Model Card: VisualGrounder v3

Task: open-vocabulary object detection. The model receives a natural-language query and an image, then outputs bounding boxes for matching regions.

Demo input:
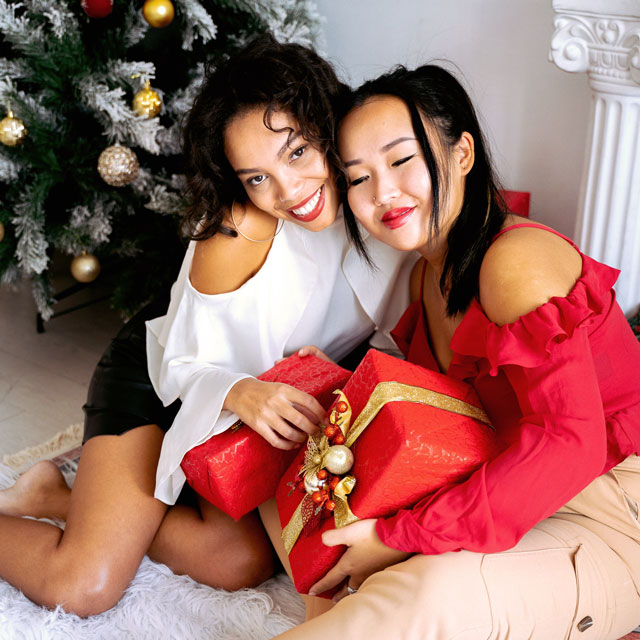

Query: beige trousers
[268,455,640,640]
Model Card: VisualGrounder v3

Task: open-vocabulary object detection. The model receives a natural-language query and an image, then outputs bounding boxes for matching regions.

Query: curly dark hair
[338,64,508,316]
[182,33,348,240]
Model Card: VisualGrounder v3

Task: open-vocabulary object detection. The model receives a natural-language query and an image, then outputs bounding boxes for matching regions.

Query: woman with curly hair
[0,34,411,617]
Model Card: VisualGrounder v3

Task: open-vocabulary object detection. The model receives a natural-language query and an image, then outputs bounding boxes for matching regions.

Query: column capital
[549,1,640,88]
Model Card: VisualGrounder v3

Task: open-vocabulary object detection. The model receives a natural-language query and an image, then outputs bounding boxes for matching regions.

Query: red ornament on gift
[181,354,352,521]
[276,349,502,597]
[81,0,113,18]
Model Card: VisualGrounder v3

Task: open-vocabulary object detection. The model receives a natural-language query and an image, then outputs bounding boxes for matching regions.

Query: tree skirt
[0,439,304,639]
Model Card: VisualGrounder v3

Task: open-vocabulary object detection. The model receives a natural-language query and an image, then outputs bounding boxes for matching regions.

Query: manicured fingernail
[308,591,316,596]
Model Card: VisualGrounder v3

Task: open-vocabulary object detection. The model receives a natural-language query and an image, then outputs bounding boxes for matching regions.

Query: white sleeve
[146,237,310,504]
[368,249,421,358]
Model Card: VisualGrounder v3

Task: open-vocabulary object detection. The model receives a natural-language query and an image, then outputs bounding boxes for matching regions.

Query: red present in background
[499,189,530,218]
[181,354,352,520]
[276,349,501,596]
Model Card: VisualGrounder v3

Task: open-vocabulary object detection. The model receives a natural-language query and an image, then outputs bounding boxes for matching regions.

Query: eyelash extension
[348,175,368,188]
[392,153,416,167]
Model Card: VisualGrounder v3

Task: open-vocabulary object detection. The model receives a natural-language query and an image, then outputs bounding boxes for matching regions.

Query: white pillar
[549,0,640,315]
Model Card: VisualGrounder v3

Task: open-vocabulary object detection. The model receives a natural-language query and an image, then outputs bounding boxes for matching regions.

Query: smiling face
[339,95,470,257]
[224,106,340,232]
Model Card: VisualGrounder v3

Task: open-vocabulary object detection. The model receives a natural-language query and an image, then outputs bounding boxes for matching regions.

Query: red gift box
[181,354,352,520]
[276,349,500,596]
[499,189,530,218]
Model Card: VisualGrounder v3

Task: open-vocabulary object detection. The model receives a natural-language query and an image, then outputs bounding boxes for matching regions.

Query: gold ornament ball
[304,472,326,495]
[71,252,101,283]
[0,221,4,242]
[142,0,175,27]
[0,112,28,147]
[323,445,354,475]
[97,145,139,187]
[132,84,162,118]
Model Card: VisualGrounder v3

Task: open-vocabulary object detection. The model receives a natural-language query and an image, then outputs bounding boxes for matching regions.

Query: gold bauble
[142,0,175,28]
[71,251,101,283]
[303,472,326,495]
[323,445,354,475]
[0,111,27,147]
[132,82,162,118]
[0,221,4,242]
[97,144,139,187]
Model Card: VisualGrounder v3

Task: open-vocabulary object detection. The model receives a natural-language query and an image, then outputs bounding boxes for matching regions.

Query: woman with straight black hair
[274,64,640,639]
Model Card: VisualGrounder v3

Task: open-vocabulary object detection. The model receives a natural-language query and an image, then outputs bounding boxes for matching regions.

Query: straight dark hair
[339,64,508,316]
[182,32,348,241]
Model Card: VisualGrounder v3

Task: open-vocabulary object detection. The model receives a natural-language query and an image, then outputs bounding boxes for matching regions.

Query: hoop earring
[230,201,284,243]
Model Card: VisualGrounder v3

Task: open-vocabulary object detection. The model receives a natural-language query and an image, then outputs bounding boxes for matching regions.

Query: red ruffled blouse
[376,224,640,555]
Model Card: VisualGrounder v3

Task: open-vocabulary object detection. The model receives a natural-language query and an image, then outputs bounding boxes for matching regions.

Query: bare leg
[258,498,334,621]
[0,427,276,608]
[148,495,276,589]
[0,425,168,616]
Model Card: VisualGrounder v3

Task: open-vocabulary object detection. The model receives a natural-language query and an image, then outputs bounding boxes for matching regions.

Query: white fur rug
[0,462,304,639]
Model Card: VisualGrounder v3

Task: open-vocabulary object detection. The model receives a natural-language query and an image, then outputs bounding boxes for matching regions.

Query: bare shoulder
[409,257,425,303]
[190,203,278,295]
[479,223,583,325]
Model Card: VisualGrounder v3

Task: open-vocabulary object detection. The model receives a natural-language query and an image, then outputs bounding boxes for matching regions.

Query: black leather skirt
[82,298,181,443]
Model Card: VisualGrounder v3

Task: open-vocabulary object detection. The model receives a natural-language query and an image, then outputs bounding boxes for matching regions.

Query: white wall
[316,0,592,238]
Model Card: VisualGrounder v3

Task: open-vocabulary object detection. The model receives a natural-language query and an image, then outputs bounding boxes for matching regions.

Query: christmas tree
[0,0,324,321]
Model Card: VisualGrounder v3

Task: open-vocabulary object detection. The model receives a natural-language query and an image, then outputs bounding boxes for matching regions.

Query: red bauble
[81,0,113,18]
[333,433,346,445]
[324,425,337,438]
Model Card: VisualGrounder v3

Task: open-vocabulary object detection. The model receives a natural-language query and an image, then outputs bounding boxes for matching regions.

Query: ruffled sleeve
[376,256,623,555]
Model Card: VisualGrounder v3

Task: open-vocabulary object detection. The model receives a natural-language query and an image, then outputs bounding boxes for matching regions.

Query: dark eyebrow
[343,136,416,168]
[235,130,303,176]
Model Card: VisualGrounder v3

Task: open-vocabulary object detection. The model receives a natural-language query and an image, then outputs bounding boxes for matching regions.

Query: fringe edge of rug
[1,423,83,472]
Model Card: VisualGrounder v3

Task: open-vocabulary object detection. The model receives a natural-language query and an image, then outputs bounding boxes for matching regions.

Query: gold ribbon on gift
[281,381,492,554]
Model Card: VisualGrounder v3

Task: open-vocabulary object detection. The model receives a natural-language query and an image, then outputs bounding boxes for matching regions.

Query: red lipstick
[287,186,325,223]
[381,206,414,230]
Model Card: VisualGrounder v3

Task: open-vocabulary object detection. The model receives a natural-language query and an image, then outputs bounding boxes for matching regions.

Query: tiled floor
[0,264,123,458]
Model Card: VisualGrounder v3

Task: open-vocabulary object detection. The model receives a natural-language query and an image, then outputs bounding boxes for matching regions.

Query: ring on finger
[346,584,358,595]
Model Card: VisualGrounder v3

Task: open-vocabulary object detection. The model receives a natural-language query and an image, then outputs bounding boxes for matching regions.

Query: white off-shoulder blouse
[147,211,416,504]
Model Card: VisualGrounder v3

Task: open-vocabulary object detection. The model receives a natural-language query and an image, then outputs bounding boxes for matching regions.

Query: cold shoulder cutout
[479,224,583,326]
[147,212,417,504]
[452,253,620,375]
[380,224,640,557]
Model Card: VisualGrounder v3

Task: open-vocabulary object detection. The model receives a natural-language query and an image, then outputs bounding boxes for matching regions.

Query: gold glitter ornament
[97,144,139,187]
[303,472,326,495]
[0,110,27,147]
[71,251,101,283]
[142,0,175,28]
[132,81,162,118]
[0,221,4,242]
[323,445,354,475]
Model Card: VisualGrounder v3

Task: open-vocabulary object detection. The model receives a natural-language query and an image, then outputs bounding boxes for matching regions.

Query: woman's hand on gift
[224,378,325,449]
[308,519,411,602]
[295,345,337,364]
